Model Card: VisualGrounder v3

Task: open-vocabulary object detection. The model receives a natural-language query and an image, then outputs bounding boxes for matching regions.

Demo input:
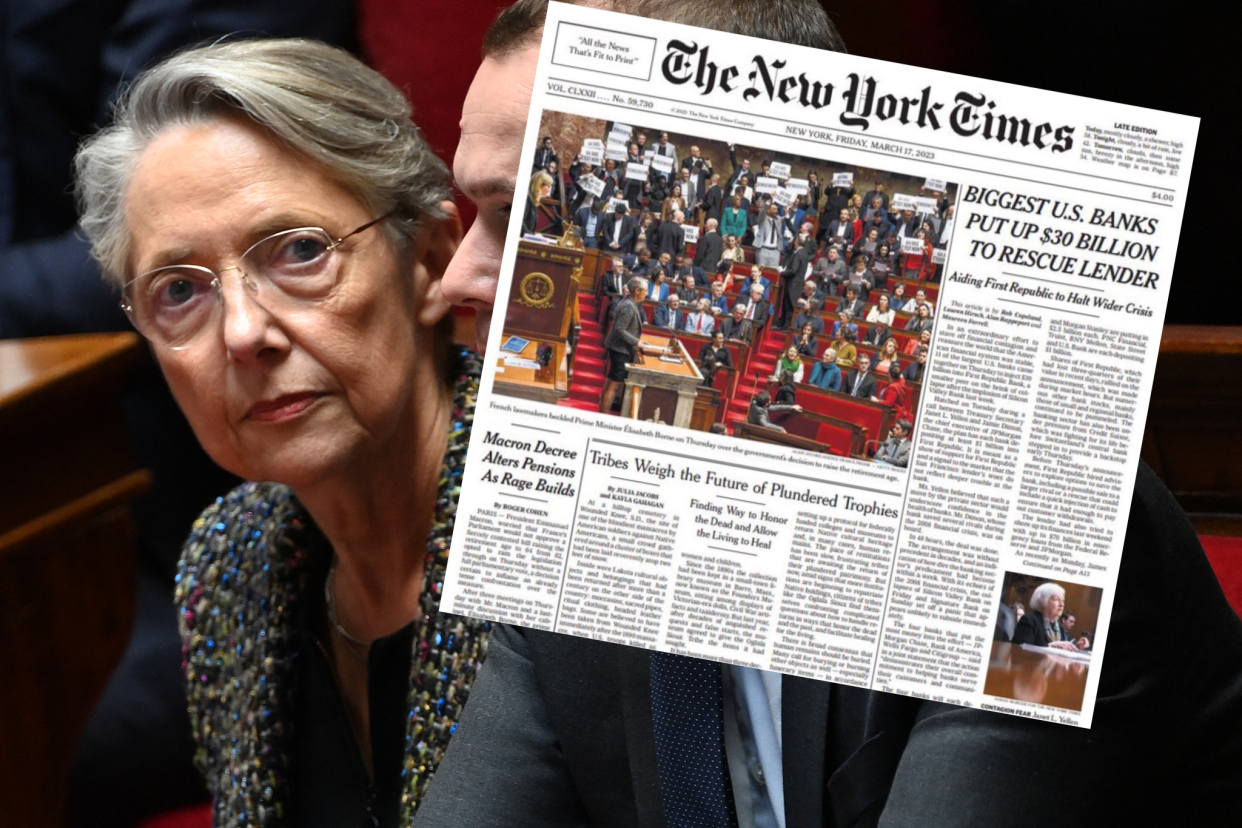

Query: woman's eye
[164,278,197,305]
[275,235,330,267]
[138,268,214,315]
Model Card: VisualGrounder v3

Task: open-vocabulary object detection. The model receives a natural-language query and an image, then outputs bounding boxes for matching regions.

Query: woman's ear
[414,200,464,326]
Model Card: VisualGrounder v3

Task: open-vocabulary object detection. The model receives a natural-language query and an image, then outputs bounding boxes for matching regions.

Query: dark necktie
[650,652,738,828]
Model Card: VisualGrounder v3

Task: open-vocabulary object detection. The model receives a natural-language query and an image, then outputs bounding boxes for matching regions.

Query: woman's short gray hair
[1029,582,1066,613]
[75,38,451,287]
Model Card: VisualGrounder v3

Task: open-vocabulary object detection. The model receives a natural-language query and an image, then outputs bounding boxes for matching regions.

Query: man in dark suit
[865,319,894,348]
[699,172,724,223]
[573,199,604,248]
[651,293,686,330]
[777,232,813,329]
[692,218,724,273]
[532,135,557,170]
[736,284,770,331]
[599,256,628,300]
[719,302,753,343]
[655,210,685,259]
[844,352,878,398]
[840,284,867,319]
[601,202,636,253]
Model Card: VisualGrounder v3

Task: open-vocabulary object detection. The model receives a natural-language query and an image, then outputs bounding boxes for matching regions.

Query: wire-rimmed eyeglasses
[120,213,393,349]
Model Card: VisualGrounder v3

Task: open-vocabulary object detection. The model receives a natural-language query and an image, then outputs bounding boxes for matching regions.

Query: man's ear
[414,200,463,327]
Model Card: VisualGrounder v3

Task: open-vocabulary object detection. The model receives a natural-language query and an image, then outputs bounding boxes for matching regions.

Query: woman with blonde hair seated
[75,39,487,826]
[525,168,555,234]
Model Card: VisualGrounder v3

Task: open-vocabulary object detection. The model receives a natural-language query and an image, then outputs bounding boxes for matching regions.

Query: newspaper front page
[442,2,1198,728]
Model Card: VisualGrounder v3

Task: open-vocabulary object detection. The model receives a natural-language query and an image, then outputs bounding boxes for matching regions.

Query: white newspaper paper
[444,3,1198,729]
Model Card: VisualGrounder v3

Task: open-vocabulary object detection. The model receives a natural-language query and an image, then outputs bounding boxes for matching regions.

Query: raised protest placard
[754,176,779,194]
[768,161,792,179]
[579,139,604,166]
[890,193,917,212]
[832,171,854,188]
[624,162,649,181]
[577,175,605,198]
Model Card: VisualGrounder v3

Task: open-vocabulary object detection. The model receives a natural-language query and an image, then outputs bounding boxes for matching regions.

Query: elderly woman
[74,40,486,826]
[1012,583,1085,650]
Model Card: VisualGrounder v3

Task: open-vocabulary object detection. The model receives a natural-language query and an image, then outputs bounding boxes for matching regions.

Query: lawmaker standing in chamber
[74,39,487,826]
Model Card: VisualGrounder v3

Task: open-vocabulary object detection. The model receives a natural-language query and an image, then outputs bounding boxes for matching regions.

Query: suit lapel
[782,675,829,827]
[617,645,669,828]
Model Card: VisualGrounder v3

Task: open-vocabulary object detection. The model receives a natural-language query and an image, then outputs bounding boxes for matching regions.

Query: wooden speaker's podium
[622,334,703,428]
[0,333,151,827]
[495,235,583,403]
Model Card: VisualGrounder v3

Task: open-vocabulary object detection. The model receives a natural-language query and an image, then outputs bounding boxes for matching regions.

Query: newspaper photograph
[442,2,1198,728]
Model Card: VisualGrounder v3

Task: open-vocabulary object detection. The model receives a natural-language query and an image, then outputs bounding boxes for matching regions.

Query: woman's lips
[245,392,321,423]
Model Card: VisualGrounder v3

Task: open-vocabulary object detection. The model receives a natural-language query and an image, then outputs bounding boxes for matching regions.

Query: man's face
[1063,614,1076,631]
[444,45,540,354]
[612,259,624,274]
[668,295,680,309]
[711,282,724,297]
[827,248,838,261]
[858,355,871,373]
[690,146,700,158]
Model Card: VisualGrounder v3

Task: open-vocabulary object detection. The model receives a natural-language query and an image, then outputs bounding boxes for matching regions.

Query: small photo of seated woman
[1012,582,1090,651]
[74,39,487,826]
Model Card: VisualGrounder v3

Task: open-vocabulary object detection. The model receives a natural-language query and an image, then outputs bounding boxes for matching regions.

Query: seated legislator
[747,389,802,432]
[720,302,753,343]
[808,347,842,391]
[844,352,878,398]
[74,40,488,825]
[651,293,685,330]
[697,330,733,376]
[740,263,772,301]
[874,418,912,467]
[684,297,716,335]
[430,1,1242,826]
[1013,582,1090,650]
